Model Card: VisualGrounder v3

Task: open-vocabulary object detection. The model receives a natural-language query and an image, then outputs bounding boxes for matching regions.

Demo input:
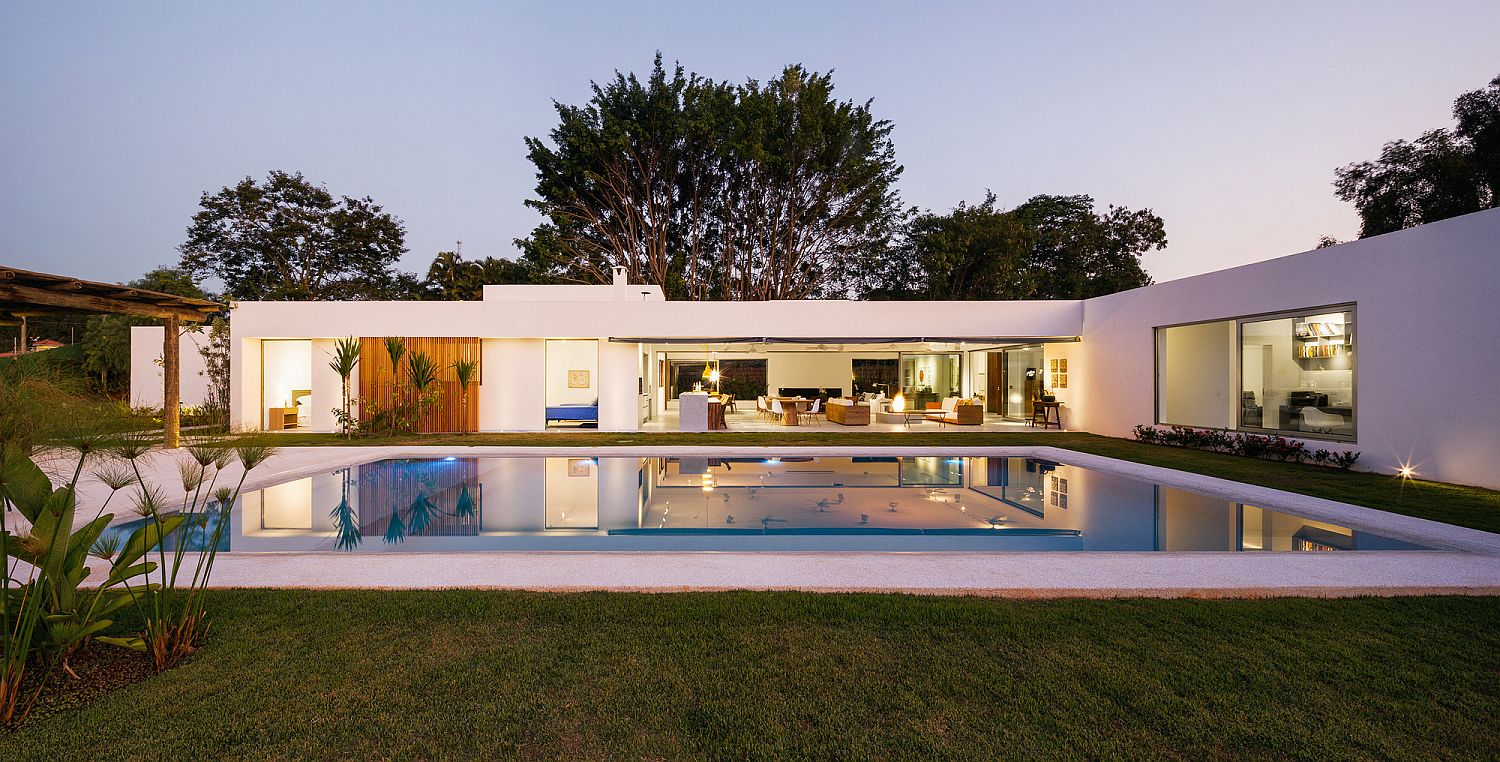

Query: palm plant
[123,437,277,671]
[382,337,406,436]
[406,352,440,433]
[328,336,360,439]
[452,358,478,433]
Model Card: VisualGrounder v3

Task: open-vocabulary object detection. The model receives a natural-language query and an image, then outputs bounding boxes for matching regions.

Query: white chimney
[611,266,628,286]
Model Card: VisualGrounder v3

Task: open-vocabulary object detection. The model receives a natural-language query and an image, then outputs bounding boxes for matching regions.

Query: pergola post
[163,315,180,448]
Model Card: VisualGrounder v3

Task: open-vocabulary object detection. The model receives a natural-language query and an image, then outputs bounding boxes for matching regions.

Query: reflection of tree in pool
[330,470,361,551]
[455,483,476,526]
[338,460,482,548]
[406,492,440,535]
[384,502,406,545]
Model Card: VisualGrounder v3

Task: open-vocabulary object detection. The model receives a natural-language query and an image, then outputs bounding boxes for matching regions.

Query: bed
[545,401,598,425]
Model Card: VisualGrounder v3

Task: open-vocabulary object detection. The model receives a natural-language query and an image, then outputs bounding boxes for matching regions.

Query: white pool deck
[34,444,1500,598]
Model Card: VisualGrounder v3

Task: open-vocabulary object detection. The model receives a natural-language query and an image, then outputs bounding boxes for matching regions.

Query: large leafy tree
[1335,74,1500,237]
[521,55,903,300]
[867,194,1161,300]
[179,170,415,300]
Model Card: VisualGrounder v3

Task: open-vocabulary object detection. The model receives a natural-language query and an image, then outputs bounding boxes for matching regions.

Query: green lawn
[254,430,1500,535]
[3,591,1496,758]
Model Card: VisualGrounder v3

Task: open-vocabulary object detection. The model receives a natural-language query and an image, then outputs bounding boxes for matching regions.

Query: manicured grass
[256,430,1500,535]
[3,591,1497,758]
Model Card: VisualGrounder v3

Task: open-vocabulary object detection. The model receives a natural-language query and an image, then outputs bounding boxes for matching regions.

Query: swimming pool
[214,455,1426,553]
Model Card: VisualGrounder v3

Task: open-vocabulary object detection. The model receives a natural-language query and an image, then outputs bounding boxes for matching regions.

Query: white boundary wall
[1075,208,1500,488]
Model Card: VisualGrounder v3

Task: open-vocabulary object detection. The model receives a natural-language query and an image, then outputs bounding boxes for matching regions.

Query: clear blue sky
[2,1,1496,286]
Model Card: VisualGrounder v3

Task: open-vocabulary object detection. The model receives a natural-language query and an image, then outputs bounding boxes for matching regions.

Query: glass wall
[1153,304,1356,440]
[1001,347,1045,420]
[1240,307,1355,438]
[852,358,899,397]
[899,353,960,408]
[1154,321,1235,429]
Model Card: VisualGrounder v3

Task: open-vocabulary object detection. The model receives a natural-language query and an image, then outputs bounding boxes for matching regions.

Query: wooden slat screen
[358,337,481,433]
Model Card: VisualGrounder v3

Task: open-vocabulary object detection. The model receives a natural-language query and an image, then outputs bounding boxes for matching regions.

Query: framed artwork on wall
[567,370,590,388]
[567,458,592,477]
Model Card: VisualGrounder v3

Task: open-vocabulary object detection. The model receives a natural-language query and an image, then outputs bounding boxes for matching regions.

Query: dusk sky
[3,2,1496,287]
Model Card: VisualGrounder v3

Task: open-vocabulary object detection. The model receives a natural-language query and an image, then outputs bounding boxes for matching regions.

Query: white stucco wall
[129,325,210,409]
[204,208,1500,488]
[1076,207,1500,488]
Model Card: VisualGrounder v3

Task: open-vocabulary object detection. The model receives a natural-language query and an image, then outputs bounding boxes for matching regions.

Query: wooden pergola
[0,265,223,448]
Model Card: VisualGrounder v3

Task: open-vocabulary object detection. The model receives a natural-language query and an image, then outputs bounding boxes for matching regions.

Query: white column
[309,338,341,432]
[479,338,545,431]
[232,337,262,431]
[598,339,642,431]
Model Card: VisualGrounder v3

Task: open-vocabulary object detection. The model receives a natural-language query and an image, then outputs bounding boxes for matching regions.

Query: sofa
[826,399,870,425]
[924,397,983,425]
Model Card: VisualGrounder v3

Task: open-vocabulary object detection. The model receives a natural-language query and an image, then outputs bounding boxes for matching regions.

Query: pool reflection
[227,456,1424,553]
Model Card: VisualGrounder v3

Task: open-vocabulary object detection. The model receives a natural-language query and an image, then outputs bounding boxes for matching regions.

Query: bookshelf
[1293,320,1350,368]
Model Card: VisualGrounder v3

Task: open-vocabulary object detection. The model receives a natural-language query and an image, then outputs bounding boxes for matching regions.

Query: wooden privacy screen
[358,337,481,433]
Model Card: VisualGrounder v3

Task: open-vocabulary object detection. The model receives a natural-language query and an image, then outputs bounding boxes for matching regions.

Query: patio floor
[627,409,1061,433]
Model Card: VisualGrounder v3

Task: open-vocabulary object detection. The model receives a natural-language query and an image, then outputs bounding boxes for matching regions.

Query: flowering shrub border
[1131,424,1360,469]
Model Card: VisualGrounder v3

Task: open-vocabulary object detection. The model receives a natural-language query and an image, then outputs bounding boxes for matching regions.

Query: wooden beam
[163,315,180,448]
[0,281,210,322]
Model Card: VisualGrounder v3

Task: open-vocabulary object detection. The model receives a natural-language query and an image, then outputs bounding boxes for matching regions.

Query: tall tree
[179,170,414,300]
[1335,74,1500,237]
[1014,195,1161,299]
[521,55,903,300]
[866,194,1161,300]
[419,250,546,300]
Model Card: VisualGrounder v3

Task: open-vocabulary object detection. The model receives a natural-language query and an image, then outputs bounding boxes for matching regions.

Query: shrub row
[1131,424,1360,469]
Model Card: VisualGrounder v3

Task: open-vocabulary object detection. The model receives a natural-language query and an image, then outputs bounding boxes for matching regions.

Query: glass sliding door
[260,339,312,430]
[1000,346,1045,420]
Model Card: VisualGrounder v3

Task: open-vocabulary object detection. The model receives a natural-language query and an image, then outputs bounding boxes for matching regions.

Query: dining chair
[771,398,786,425]
[803,398,822,426]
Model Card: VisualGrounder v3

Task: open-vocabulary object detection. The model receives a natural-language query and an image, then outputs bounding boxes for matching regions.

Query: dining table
[770,397,811,425]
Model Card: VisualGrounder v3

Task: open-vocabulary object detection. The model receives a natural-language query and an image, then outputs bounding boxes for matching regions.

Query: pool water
[212,455,1425,553]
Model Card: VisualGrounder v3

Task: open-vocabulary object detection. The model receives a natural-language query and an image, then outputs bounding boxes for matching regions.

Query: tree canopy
[1334,73,1500,237]
[865,193,1162,301]
[179,170,415,300]
[519,54,904,300]
[419,250,543,301]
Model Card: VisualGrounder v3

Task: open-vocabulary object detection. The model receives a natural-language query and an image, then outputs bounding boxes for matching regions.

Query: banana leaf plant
[0,445,182,723]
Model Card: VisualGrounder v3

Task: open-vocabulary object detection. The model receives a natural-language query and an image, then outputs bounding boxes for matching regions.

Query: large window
[852,358,898,396]
[1240,307,1355,438]
[900,353,961,408]
[1154,304,1356,440]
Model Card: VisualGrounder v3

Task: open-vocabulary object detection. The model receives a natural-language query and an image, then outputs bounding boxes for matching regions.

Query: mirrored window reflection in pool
[223,456,1426,553]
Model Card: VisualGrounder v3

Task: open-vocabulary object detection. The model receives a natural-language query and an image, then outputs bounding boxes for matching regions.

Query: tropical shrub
[1131,424,1357,469]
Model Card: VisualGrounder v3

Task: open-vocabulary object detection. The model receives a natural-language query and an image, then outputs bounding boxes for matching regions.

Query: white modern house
[132,208,1500,489]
